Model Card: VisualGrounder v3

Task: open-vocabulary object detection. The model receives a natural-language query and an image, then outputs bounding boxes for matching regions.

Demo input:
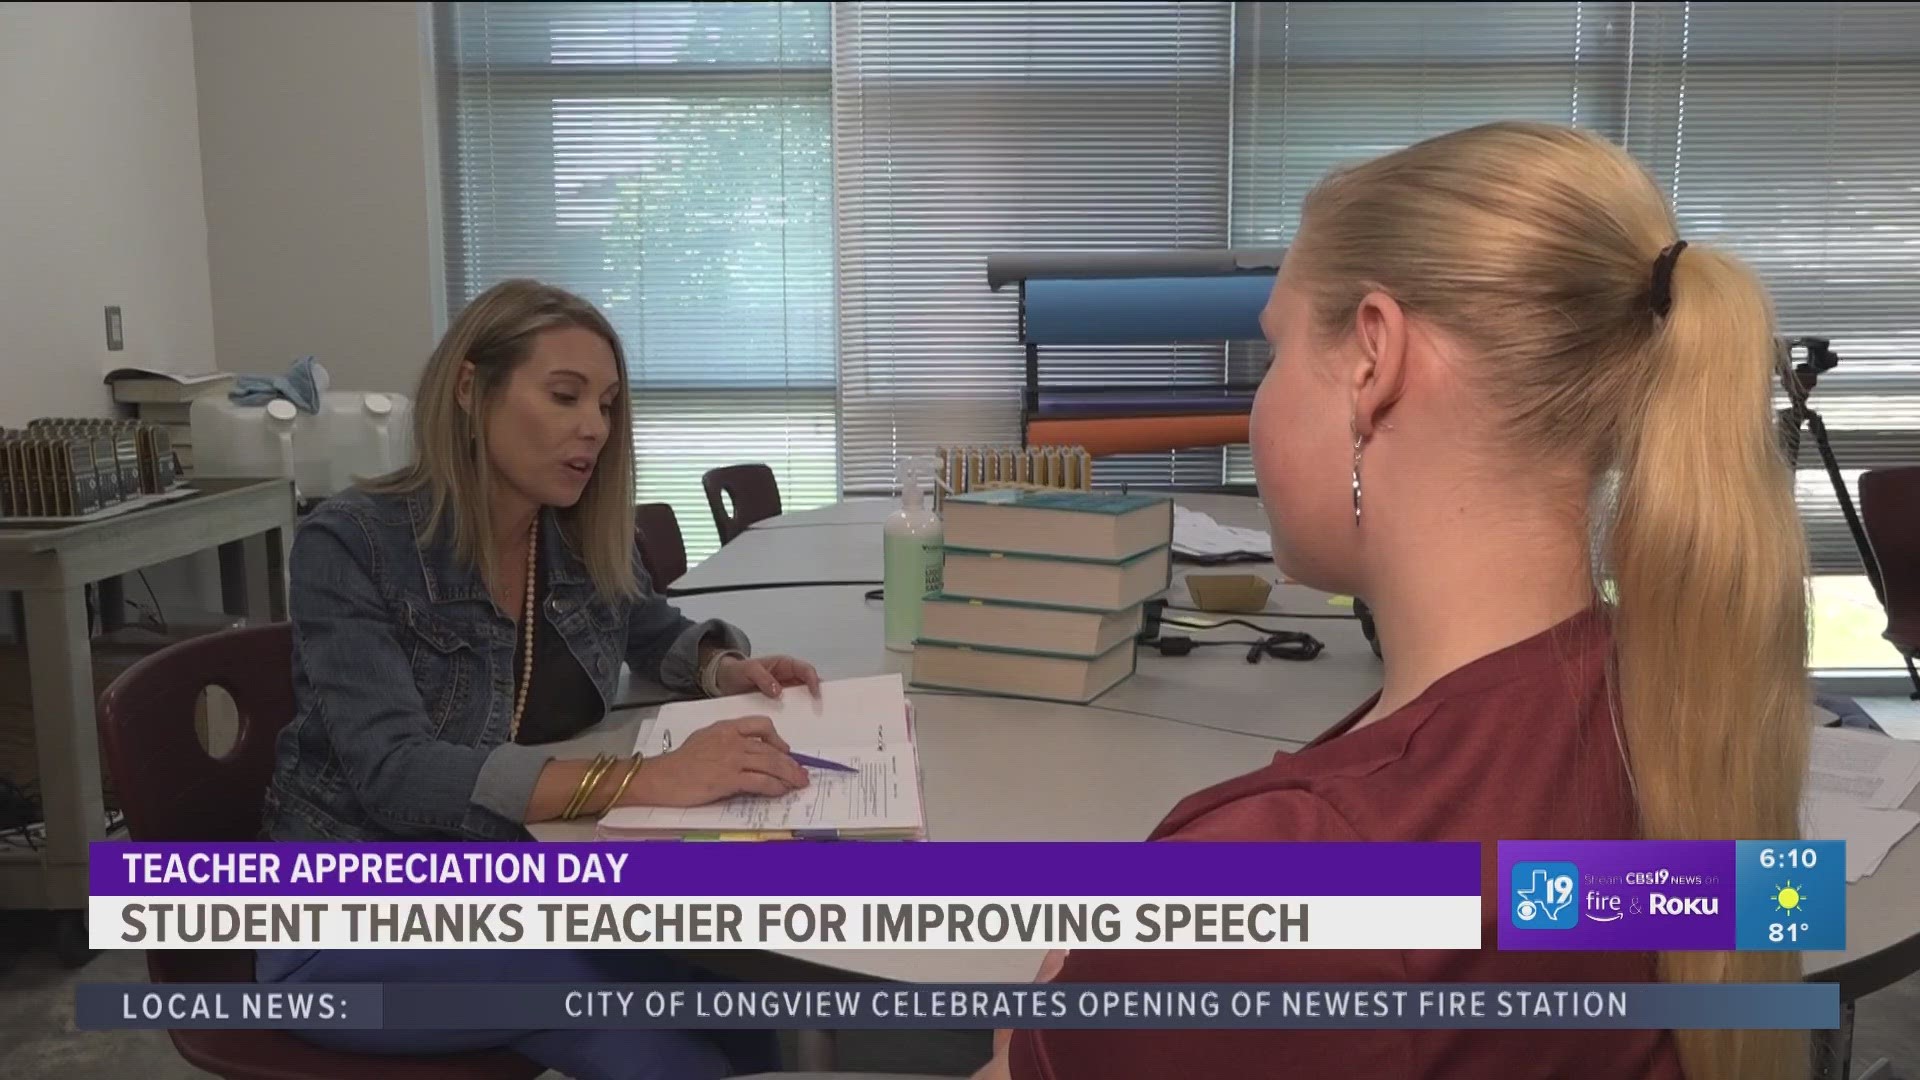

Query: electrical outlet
[104,306,124,351]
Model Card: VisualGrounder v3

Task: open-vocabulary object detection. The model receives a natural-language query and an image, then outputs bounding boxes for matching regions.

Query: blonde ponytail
[1290,121,1810,1080]
[1610,244,1809,1079]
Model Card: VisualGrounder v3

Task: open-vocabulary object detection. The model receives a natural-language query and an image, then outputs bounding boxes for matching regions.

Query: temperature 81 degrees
[1734,841,1845,952]
[1768,921,1812,944]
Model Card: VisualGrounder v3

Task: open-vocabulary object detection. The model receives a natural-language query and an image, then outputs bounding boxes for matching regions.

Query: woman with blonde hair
[978,121,1808,1080]
[257,279,818,1078]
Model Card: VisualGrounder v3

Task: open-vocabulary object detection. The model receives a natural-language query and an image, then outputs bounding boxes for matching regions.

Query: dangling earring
[1350,424,1365,527]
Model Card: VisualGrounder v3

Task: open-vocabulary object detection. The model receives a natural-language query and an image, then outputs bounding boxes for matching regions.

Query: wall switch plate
[104,306,124,351]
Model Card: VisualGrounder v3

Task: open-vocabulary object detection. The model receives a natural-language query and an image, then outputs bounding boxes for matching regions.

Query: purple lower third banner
[89,841,1481,898]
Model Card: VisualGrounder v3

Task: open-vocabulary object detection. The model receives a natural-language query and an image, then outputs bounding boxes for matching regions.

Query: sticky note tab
[1328,595,1355,608]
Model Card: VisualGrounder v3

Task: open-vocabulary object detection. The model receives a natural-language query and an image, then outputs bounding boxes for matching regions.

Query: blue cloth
[257,948,778,1080]
[260,486,750,844]
[229,355,326,413]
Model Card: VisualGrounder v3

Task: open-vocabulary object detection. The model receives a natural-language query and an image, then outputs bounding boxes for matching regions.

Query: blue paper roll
[1023,273,1274,345]
[1035,385,1257,418]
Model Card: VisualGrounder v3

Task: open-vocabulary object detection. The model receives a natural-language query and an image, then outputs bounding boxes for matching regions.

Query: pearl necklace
[509,518,537,742]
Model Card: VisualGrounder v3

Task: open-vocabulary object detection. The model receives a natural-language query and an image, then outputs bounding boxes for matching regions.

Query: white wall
[0,1,222,623]
[192,1,442,395]
[0,1,218,426]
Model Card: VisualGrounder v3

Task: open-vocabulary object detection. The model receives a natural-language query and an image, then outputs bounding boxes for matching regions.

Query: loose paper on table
[599,673,923,838]
[1172,506,1272,562]
[1798,726,1920,882]
[1802,800,1920,883]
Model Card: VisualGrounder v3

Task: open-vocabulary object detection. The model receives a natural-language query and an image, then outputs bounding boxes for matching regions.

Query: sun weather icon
[1510,861,1580,930]
[1734,841,1845,951]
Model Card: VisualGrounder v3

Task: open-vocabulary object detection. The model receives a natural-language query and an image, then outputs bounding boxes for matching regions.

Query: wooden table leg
[23,586,106,913]
[266,526,288,622]
[219,535,276,624]
[96,577,125,633]
[218,538,248,620]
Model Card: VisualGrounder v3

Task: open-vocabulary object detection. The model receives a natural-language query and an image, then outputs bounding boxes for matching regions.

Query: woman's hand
[625,716,809,807]
[714,653,821,699]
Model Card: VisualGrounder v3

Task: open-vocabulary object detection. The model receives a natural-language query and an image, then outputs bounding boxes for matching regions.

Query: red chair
[1860,467,1920,697]
[702,464,783,544]
[96,623,542,1080]
[635,502,690,590]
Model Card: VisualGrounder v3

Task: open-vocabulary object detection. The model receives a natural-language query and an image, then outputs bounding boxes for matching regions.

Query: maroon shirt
[1012,608,1684,1080]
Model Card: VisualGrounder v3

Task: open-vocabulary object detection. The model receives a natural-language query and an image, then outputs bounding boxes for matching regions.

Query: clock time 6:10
[1758,847,1818,870]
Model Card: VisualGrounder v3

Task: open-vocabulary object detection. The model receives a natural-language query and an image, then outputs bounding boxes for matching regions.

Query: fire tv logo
[1509,861,1580,930]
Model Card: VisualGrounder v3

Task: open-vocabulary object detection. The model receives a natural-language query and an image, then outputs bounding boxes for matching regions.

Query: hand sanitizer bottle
[884,455,944,652]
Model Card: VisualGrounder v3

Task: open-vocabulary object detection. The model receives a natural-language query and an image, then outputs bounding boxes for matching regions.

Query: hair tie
[1650,240,1688,318]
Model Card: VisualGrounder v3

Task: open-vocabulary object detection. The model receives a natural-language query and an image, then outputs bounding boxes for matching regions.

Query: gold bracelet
[599,755,646,816]
[560,757,598,821]
[573,755,616,820]
[564,755,614,821]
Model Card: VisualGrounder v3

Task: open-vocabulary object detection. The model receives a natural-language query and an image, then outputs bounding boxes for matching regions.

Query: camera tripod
[1777,337,1887,606]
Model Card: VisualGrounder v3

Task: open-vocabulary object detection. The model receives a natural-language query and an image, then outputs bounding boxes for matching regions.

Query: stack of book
[104,367,232,473]
[910,488,1173,703]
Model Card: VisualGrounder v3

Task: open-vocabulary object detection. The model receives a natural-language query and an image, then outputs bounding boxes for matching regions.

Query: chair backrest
[634,502,689,590]
[98,621,294,843]
[702,463,782,544]
[1860,466,1920,646]
[97,621,295,984]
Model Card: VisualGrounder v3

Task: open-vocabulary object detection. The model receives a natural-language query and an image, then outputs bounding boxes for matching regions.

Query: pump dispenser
[883,455,945,651]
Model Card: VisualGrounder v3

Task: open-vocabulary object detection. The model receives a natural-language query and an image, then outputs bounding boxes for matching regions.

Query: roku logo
[1647,894,1718,916]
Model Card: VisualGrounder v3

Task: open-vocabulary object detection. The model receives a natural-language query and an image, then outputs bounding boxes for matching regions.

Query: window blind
[1224,2,1919,583]
[1622,1,1920,576]
[831,1,1235,494]
[1224,1,1630,482]
[437,1,836,558]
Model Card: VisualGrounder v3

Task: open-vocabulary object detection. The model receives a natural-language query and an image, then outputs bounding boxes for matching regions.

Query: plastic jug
[190,391,413,498]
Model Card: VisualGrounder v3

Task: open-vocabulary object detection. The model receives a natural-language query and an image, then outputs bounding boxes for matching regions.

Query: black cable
[903,686,1305,744]
[664,579,882,598]
[1163,603,1358,622]
[138,569,168,634]
[1140,630,1324,663]
[1165,614,1320,636]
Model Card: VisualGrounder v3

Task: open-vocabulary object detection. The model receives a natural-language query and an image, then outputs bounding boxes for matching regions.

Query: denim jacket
[261,486,748,842]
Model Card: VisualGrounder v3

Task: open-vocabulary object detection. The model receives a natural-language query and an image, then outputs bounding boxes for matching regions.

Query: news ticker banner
[75,982,1838,1032]
[87,840,1844,953]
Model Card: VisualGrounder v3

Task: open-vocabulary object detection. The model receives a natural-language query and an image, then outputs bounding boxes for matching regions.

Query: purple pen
[789,752,857,773]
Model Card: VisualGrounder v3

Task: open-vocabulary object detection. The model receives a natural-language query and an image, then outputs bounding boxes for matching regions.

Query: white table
[534,660,1294,987]
[677,492,1271,591]
[565,497,1920,1026]
[0,477,292,963]
[683,495,1267,591]
[646,584,1373,745]
[747,500,895,530]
